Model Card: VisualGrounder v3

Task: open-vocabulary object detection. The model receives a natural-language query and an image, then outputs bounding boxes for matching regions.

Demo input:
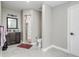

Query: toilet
[30,38,42,48]
[37,39,42,48]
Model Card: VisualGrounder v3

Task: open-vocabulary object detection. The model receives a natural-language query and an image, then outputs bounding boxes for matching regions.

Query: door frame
[67,7,71,52]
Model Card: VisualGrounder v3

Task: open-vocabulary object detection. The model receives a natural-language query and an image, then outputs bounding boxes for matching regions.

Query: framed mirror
[7,17,18,29]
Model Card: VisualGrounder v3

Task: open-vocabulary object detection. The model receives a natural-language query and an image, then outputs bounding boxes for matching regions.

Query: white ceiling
[2,1,69,11]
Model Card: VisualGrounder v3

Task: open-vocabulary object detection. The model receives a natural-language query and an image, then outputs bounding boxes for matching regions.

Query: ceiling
[2,1,69,11]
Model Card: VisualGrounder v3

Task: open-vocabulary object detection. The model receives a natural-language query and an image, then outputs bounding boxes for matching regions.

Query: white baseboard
[42,45,69,52]
[42,45,69,53]
[42,45,53,52]
[51,45,70,54]
[42,44,77,56]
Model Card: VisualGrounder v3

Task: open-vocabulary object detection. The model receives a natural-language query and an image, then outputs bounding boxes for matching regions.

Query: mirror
[7,17,18,29]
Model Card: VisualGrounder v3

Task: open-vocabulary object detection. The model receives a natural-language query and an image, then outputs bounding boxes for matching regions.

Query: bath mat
[17,43,32,49]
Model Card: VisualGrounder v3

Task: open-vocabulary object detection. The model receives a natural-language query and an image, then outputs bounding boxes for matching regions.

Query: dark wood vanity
[5,17,21,45]
[6,32,21,45]
[0,33,1,46]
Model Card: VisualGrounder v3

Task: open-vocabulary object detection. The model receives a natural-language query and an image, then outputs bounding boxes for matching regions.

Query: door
[68,4,79,56]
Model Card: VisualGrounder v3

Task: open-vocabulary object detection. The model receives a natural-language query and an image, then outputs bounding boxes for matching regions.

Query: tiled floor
[0,44,76,57]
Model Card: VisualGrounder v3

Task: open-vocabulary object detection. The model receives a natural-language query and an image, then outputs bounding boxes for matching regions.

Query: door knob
[70,32,74,35]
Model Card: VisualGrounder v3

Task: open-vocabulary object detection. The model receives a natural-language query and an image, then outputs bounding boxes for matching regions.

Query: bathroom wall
[31,10,41,42]
[41,1,79,49]
[2,7,21,32]
[42,4,53,48]
[0,1,1,25]
[51,1,79,49]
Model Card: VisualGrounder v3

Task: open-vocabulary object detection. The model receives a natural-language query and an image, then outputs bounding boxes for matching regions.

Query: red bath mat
[17,43,32,49]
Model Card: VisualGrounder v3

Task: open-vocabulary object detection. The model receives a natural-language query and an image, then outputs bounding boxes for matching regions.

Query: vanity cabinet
[6,32,21,45]
[0,33,1,46]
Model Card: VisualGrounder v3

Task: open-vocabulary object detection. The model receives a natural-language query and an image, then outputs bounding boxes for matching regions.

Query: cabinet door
[6,33,15,45]
[0,33,1,46]
[15,32,20,43]
[10,33,15,44]
[6,33,10,45]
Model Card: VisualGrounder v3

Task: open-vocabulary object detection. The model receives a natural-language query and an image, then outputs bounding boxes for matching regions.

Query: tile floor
[0,44,77,57]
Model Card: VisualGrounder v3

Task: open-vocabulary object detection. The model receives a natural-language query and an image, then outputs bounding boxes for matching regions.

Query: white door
[68,4,79,56]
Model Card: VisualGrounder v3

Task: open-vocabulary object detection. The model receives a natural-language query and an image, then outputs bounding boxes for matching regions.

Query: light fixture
[26,0,30,3]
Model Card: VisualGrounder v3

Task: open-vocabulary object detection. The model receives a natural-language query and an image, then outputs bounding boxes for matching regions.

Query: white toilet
[30,38,42,48]
[37,39,42,48]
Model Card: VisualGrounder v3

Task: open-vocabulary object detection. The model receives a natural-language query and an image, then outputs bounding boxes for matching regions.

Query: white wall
[42,2,79,49]
[0,1,1,25]
[2,7,21,32]
[51,1,79,49]
[52,4,67,49]
[31,10,41,42]
[42,4,53,48]
[22,10,41,43]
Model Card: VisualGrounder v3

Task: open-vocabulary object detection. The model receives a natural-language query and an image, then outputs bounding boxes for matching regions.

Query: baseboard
[51,45,70,54]
[42,44,69,52]
[42,44,70,53]
[42,45,53,52]
[42,45,69,53]
[42,44,77,56]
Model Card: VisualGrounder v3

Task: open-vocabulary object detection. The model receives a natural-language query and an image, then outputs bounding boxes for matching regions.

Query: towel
[0,27,7,47]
